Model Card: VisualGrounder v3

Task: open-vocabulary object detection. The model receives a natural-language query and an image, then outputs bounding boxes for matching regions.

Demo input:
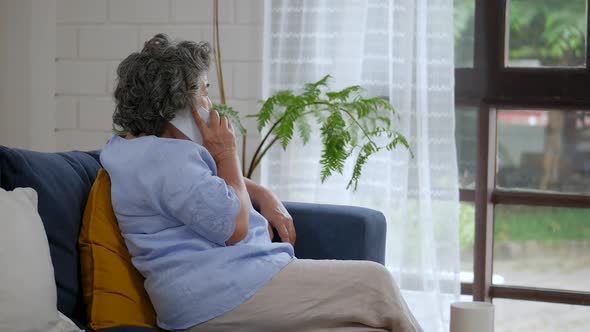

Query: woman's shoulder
[104,135,204,154]
[152,136,205,153]
[152,137,213,165]
[101,135,213,175]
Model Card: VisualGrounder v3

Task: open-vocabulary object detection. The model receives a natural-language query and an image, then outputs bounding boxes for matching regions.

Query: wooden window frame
[456,0,590,306]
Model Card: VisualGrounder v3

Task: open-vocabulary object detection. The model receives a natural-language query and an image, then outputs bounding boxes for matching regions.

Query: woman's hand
[193,109,237,164]
[258,190,296,246]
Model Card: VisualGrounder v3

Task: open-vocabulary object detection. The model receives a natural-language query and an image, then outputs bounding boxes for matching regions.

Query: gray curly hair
[113,34,212,136]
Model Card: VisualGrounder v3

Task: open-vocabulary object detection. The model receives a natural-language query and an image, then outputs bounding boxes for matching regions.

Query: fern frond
[306,74,331,90]
[258,91,295,130]
[295,115,312,144]
[276,102,304,149]
[377,116,391,126]
[213,103,246,135]
[386,132,413,157]
[326,85,363,101]
[247,74,411,191]
[258,97,276,130]
[319,110,350,182]
[347,142,379,190]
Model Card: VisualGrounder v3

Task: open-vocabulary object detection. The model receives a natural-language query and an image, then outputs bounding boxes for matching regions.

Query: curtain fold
[262,1,459,330]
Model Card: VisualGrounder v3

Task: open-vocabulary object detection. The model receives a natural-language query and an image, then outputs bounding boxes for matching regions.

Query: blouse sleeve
[155,147,241,246]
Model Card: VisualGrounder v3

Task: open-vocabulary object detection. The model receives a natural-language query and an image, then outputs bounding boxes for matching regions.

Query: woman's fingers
[275,219,290,244]
[209,109,220,127]
[286,218,296,245]
[192,106,207,132]
[279,216,296,245]
[220,115,228,129]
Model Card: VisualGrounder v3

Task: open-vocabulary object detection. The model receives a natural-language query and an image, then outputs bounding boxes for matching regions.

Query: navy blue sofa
[0,145,386,332]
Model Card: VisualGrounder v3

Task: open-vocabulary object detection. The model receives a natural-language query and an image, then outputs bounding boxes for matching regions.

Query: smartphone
[170,106,210,145]
[170,96,211,145]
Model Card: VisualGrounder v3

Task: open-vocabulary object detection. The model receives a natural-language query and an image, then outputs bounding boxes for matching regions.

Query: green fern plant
[215,75,412,191]
[212,103,246,135]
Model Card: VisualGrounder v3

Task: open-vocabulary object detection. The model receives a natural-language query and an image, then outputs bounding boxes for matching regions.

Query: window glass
[493,205,590,292]
[456,106,478,189]
[496,110,590,194]
[506,0,587,68]
[494,298,590,331]
[460,202,475,283]
[455,0,476,67]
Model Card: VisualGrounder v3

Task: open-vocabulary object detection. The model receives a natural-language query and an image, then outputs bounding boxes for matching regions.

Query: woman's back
[101,135,294,330]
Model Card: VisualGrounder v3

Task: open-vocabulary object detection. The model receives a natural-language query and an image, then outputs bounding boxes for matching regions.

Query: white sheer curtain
[261,0,459,330]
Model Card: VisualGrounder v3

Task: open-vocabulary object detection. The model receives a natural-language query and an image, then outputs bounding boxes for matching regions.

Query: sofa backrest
[0,146,101,322]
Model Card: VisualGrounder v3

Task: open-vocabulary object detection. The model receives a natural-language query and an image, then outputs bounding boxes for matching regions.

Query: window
[454,0,476,68]
[494,205,590,292]
[494,299,590,331]
[506,0,587,68]
[454,0,590,329]
[456,106,478,189]
[459,202,475,278]
[496,110,590,194]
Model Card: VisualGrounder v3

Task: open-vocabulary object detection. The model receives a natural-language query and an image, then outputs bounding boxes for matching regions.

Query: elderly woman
[100,34,421,332]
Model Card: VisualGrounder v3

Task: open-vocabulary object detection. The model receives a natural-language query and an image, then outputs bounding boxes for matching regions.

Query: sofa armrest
[95,327,161,332]
[282,202,386,264]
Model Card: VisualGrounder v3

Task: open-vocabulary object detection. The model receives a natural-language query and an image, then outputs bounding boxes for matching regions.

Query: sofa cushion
[79,169,157,330]
[0,187,62,331]
[0,146,101,321]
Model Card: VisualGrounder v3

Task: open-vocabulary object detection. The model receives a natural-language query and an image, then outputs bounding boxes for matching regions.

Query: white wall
[0,0,56,151]
[54,0,264,174]
[0,0,30,149]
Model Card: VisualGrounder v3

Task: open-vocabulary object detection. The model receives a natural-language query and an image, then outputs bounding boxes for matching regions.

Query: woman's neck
[125,133,146,139]
[125,123,187,140]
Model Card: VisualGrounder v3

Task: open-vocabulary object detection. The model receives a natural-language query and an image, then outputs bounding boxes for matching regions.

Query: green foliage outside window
[508,0,586,66]
[454,0,587,66]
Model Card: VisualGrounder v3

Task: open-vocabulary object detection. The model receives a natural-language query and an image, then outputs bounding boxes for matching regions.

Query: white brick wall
[56,61,108,94]
[55,0,264,175]
[55,96,78,129]
[171,0,234,23]
[79,97,116,130]
[79,27,139,59]
[56,27,77,58]
[109,0,169,23]
[57,0,108,23]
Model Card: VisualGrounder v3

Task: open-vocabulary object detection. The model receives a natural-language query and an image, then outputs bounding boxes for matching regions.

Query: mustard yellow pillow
[79,168,157,330]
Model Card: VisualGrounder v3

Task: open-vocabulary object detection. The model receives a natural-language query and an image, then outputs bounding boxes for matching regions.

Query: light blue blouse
[100,135,294,330]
